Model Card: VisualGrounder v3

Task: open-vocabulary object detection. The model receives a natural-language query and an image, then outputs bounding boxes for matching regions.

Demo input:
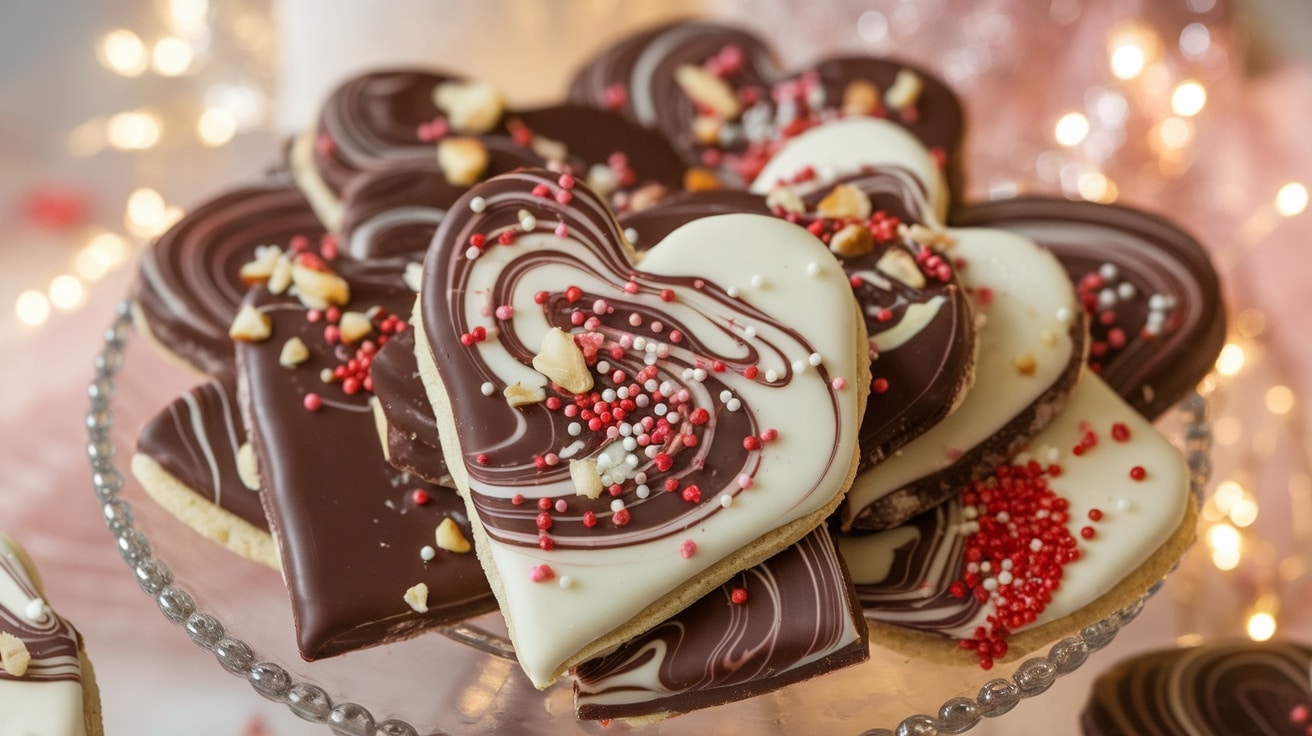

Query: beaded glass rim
[85,302,1214,736]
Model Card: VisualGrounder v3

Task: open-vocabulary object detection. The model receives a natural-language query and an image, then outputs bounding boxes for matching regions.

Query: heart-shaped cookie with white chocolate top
[413,168,869,688]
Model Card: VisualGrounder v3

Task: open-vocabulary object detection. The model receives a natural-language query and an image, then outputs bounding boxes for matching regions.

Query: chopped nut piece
[369,396,391,462]
[432,79,504,133]
[435,518,472,553]
[816,183,873,220]
[904,223,954,249]
[437,136,490,187]
[236,442,260,491]
[627,183,668,212]
[765,185,806,215]
[229,304,272,342]
[585,164,620,198]
[673,64,741,119]
[403,583,430,613]
[503,382,547,408]
[1014,353,1038,375]
[691,114,722,145]
[0,632,30,677]
[290,262,350,309]
[532,328,595,394]
[337,311,374,344]
[876,248,926,288]
[267,257,293,296]
[403,261,423,292]
[279,336,309,367]
[885,69,924,111]
[842,79,882,116]
[570,458,603,499]
[829,223,876,257]
[238,245,282,284]
[530,134,568,163]
[683,167,722,192]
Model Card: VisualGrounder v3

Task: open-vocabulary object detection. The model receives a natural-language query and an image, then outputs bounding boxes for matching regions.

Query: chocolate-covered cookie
[292,69,688,228]
[131,179,325,375]
[567,20,963,193]
[1081,640,1312,735]
[952,196,1226,419]
[234,255,494,659]
[414,168,867,687]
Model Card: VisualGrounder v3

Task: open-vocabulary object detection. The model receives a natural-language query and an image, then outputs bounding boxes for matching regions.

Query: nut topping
[532,327,595,394]
[816,183,873,220]
[437,136,490,187]
[674,64,742,119]
[432,79,504,133]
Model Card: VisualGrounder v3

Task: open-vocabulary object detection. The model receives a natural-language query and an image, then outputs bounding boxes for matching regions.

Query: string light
[1054,112,1090,146]
[1247,611,1277,642]
[197,107,237,146]
[1206,523,1241,571]
[1108,25,1159,80]
[14,291,51,327]
[1171,80,1207,117]
[107,111,162,151]
[1215,343,1245,376]
[1265,385,1295,415]
[152,37,195,76]
[97,29,148,76]
[167,0,211,38]
[1276,182,1308,216]
[48,275,85,311]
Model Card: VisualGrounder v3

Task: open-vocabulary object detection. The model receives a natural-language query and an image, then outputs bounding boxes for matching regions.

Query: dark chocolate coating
[1081,640,1312,736]
[132,179,325,375]
[573,524,868,720]
[951,196,1226,419]
[567,20,964,193]
[236,258,493,659]
[370,328,451,484]
[135,373,268,532]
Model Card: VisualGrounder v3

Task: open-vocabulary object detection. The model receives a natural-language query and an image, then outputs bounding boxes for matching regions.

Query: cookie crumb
[0,632,31,677]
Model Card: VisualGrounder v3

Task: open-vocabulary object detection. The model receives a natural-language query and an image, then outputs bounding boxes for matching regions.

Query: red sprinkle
[681,485,702,504]
[1088,508,1103,521]
[612,508,631,526]
[411,489,430,506]
[303,393,322,412]
[742,436,761,451]
[1111,422,1131,442]
[529,565,554,583]
[730,588,748,605]
[679,540,697,559]
[872,377,889,394]
[1129,465,1147,481]
[1080,526,1096,539]
[582,511,597,528]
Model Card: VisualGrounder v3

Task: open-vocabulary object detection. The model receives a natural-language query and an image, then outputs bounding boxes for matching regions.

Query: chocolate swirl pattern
[567,20,963,192]
[294,69,687,227]
[237,258,494,659]
[131,180,326,375]
[416,168,866,687]
[573,525,867,720]
[951,196,1226,420]
[1081,641,1312,736]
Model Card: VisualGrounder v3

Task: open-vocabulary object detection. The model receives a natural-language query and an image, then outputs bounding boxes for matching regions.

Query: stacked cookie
[128,19,1225,722]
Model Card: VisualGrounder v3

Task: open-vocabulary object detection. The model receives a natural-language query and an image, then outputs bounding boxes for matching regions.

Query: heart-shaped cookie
[131,179,325,375]
[414,168,868,687]
[951,196,1226,420]
[567,20,963,193]
[291,69,689,228]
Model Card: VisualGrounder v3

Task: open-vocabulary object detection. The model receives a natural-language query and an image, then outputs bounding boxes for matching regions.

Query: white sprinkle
[636,484,651,498]
[645,379,659,392]
[726,398,742,411]
[995,511,1011,523]
[635,394,651,408]
[792,359,806,373]
[624,227,639,244]
[666,412,682,424]
[1098,262,1118,280]
[808,352,822,367]
[1116,498,1134,512]
[634,472,647,484]
[744,325,757,339]
[750,274,766,289]
[720,494,733,508]
[681,368,694,381]
[558,576,573,589]
[1030,538,1044,552]
[596,454,614,471]
[644,446,660,459]
[1148,294,1169,310]
[23,598,48,622]
[465,246,481,260]
[998,570,1014,586]
[616,386,630,400]
[966,562,980,574]
[602,388,617,402]
[624,454,639,468]
[469,196,487,213]
[692,368,708,382]
[963,506,978,521]
[654,403,668,416]
[765,369,779,382]
[610,499,626,512]
[1056,306,1073,324]
[980,561,992,574]
[480,382,495,396]
[568,422,582,436]
[633,336,647,351]
[622,437,637,451]
[727,286,740,298]
[660,381,674,395]
[982,577,999,592]
[1117,281,1136,300]
[517,209,535,230]
[719,390,733,403]
[596,360,611,374]
[806,262,821,276]
[1001,558,1014,571]
[420,545,436,562]
[1097,288,1117,310]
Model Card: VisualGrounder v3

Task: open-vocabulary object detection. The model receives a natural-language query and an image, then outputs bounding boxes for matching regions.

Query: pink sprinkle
[554,222,569,237]
[679,540,697,559]
[529,565,555,583]
[593,299,609,315]
[570,311,586,326]
[628,313,643,327]
[737,473,753,489]
[495,305,514,320]
[1291,704,1309,724]
[624,281,639,294]
[303,393,323,412]
[831,376,847,390]
[554,499,568,513]
[558,173,576,189]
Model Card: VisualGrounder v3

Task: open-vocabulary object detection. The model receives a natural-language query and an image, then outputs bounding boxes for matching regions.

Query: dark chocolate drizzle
[573,524,868,720]
[236,257,493,659]
[132,179,325,375]
[1081,640,1312,736]
[0,547,82,684]
[951,196,1226,420]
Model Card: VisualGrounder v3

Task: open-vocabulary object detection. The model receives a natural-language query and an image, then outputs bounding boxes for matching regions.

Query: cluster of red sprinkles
[949,460,1085,670]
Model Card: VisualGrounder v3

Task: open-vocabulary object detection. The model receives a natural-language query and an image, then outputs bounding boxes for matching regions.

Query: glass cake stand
[85,303,1213,736]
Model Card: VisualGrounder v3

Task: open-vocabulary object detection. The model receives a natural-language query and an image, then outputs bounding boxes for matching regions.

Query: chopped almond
[0,632,30,677]
[683,167,723,192]
[842,79,882,116]
[403,583,430,613]
[337,311,374,344]
[674,64,741,119]
[876,248,926,288]
[829,224,875,258]
[503,382,547,408]
[279,336,309,367]
[437,136,490,187]
[885,69,923,111]
[570,458,603,499]
[290,262,350,309]
[432,79,504,133]
[229,304,272,342]
[817,183,873,220]
[435,518,472,553]
[532,327,594,394]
